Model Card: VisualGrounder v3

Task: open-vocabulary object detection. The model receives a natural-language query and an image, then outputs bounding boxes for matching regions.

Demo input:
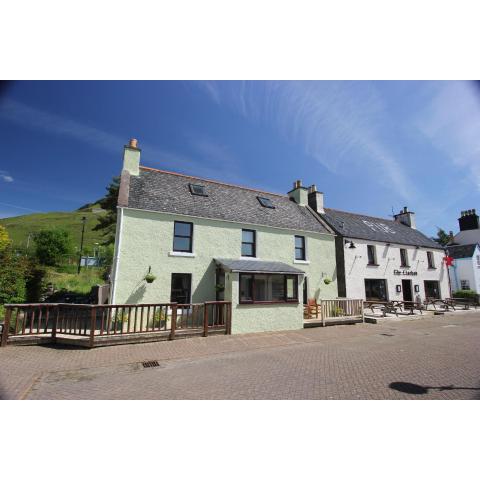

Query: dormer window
[189,184,207,196]
[257,196,275,209]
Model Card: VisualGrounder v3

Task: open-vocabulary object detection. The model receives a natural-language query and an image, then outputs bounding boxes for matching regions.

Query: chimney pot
[293,180,302,189]
[129,138,138,149]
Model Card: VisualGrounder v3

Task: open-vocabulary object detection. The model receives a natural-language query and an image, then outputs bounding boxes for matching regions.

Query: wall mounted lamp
[344,240,356,249]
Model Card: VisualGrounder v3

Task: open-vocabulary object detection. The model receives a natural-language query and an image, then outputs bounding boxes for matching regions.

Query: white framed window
[476,255,480,267]
[295,235,306,261]
[461,280,470,290]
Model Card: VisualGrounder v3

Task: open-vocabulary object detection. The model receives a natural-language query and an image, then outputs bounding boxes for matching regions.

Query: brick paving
[1,311,479,399]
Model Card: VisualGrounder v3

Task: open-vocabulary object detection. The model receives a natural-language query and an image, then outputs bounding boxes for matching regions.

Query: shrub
[0,225,11,252]
[34,229,73,266]
[453,290,478,300]
[331,306,345,317]
[0,248,30,305]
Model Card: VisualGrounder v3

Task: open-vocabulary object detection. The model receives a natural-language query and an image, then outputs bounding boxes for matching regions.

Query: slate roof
[446,244,478,259]
[321,208,443,249]
[127,167,333,234]
[215,258,305,274]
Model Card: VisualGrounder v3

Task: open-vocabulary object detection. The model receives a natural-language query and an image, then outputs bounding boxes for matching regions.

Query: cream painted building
[111,140,338,334]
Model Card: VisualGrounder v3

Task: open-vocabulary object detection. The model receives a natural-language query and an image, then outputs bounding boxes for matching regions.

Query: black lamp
[344,240,356,249]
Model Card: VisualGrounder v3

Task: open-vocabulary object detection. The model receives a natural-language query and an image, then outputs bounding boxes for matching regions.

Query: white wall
[449,246,480,293]
[343,239,449,300]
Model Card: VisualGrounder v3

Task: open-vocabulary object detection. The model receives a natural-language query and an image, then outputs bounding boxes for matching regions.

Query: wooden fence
[0,301,232,348]
[305,299,364,326]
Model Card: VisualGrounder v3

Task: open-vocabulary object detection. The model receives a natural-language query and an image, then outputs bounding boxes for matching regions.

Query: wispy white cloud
[0,170,13,182]
[0,98,124,153]
[196,81,416,200]
[0,201,43,214]
[414,81,480,191]
[0,98,279,195]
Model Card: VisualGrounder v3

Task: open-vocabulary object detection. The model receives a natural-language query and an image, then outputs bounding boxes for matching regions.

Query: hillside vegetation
[0,204,108,253]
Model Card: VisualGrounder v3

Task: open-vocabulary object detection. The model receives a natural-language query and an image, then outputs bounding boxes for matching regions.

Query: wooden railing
[305,299,364,326]
[0,301,232,348]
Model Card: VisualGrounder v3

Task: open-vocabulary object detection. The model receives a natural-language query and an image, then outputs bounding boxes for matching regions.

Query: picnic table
[445,298,476,310]
[391,300,423,315]
[363,301,398,317]
[424,298,451,311]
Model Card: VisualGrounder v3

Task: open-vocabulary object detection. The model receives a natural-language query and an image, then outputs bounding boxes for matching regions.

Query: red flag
[444,256,454,266]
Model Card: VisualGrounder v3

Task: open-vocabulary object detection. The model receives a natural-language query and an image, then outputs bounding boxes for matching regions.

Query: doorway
[402,279,413,302]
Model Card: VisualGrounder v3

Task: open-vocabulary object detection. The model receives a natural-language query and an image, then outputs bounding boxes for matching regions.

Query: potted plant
[215,284,225,293]
[144,266,156,284]
[145,273,156,283]
[323,277,332,285]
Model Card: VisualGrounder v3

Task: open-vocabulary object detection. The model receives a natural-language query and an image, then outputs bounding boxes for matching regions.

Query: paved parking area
[1,311,479,399]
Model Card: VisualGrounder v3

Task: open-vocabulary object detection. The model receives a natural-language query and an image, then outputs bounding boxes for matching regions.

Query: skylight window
[189,184,207,196]
[257,196,275,209]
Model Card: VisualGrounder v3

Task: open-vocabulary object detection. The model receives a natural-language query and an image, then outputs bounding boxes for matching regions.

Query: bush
[0,248,30,305]
[34,229,73,266]
[453,290,478,299]
[0,225,11,252]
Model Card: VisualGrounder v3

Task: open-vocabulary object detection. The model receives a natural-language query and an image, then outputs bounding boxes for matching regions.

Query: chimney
[394,206,416,229]
[458,209,479,231]
[307,184,325,214]
[287,180,308,206]
[123,138,141,176]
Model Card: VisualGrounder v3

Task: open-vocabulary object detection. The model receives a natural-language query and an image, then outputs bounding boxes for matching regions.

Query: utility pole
[77,216,87,274]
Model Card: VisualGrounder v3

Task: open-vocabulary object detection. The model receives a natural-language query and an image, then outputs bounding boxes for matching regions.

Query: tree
[94,176,119,245]
[431,228,451,246]
[0,225,11,252]
[34,228,73,266]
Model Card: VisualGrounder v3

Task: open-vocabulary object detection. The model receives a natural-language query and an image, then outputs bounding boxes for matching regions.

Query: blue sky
[0,80,479,236]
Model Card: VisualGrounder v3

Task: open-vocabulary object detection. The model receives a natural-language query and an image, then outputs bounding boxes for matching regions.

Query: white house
[315,202,450,302]
[446,244,480,293]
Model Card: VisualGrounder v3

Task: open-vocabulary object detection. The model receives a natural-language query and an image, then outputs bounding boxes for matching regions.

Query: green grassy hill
[0,204,109,253]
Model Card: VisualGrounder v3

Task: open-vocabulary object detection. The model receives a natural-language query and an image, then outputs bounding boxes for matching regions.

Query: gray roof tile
[446,244,478,259]
[215,258,305,274]
[321,208,443,249]
[127,167,332,234]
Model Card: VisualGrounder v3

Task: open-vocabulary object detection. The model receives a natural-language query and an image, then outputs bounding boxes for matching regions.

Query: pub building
[305,186,449,303]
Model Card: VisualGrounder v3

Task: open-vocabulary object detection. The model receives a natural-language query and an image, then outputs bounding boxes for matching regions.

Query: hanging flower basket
[145,273,156,284]
[323,277,332,285]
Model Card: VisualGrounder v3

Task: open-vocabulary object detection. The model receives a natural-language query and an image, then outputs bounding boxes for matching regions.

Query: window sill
[293,259,310,264]
[169,251,196,257]
[240,256,258,260]
[367,263,379,267]
[428,267,437,270]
